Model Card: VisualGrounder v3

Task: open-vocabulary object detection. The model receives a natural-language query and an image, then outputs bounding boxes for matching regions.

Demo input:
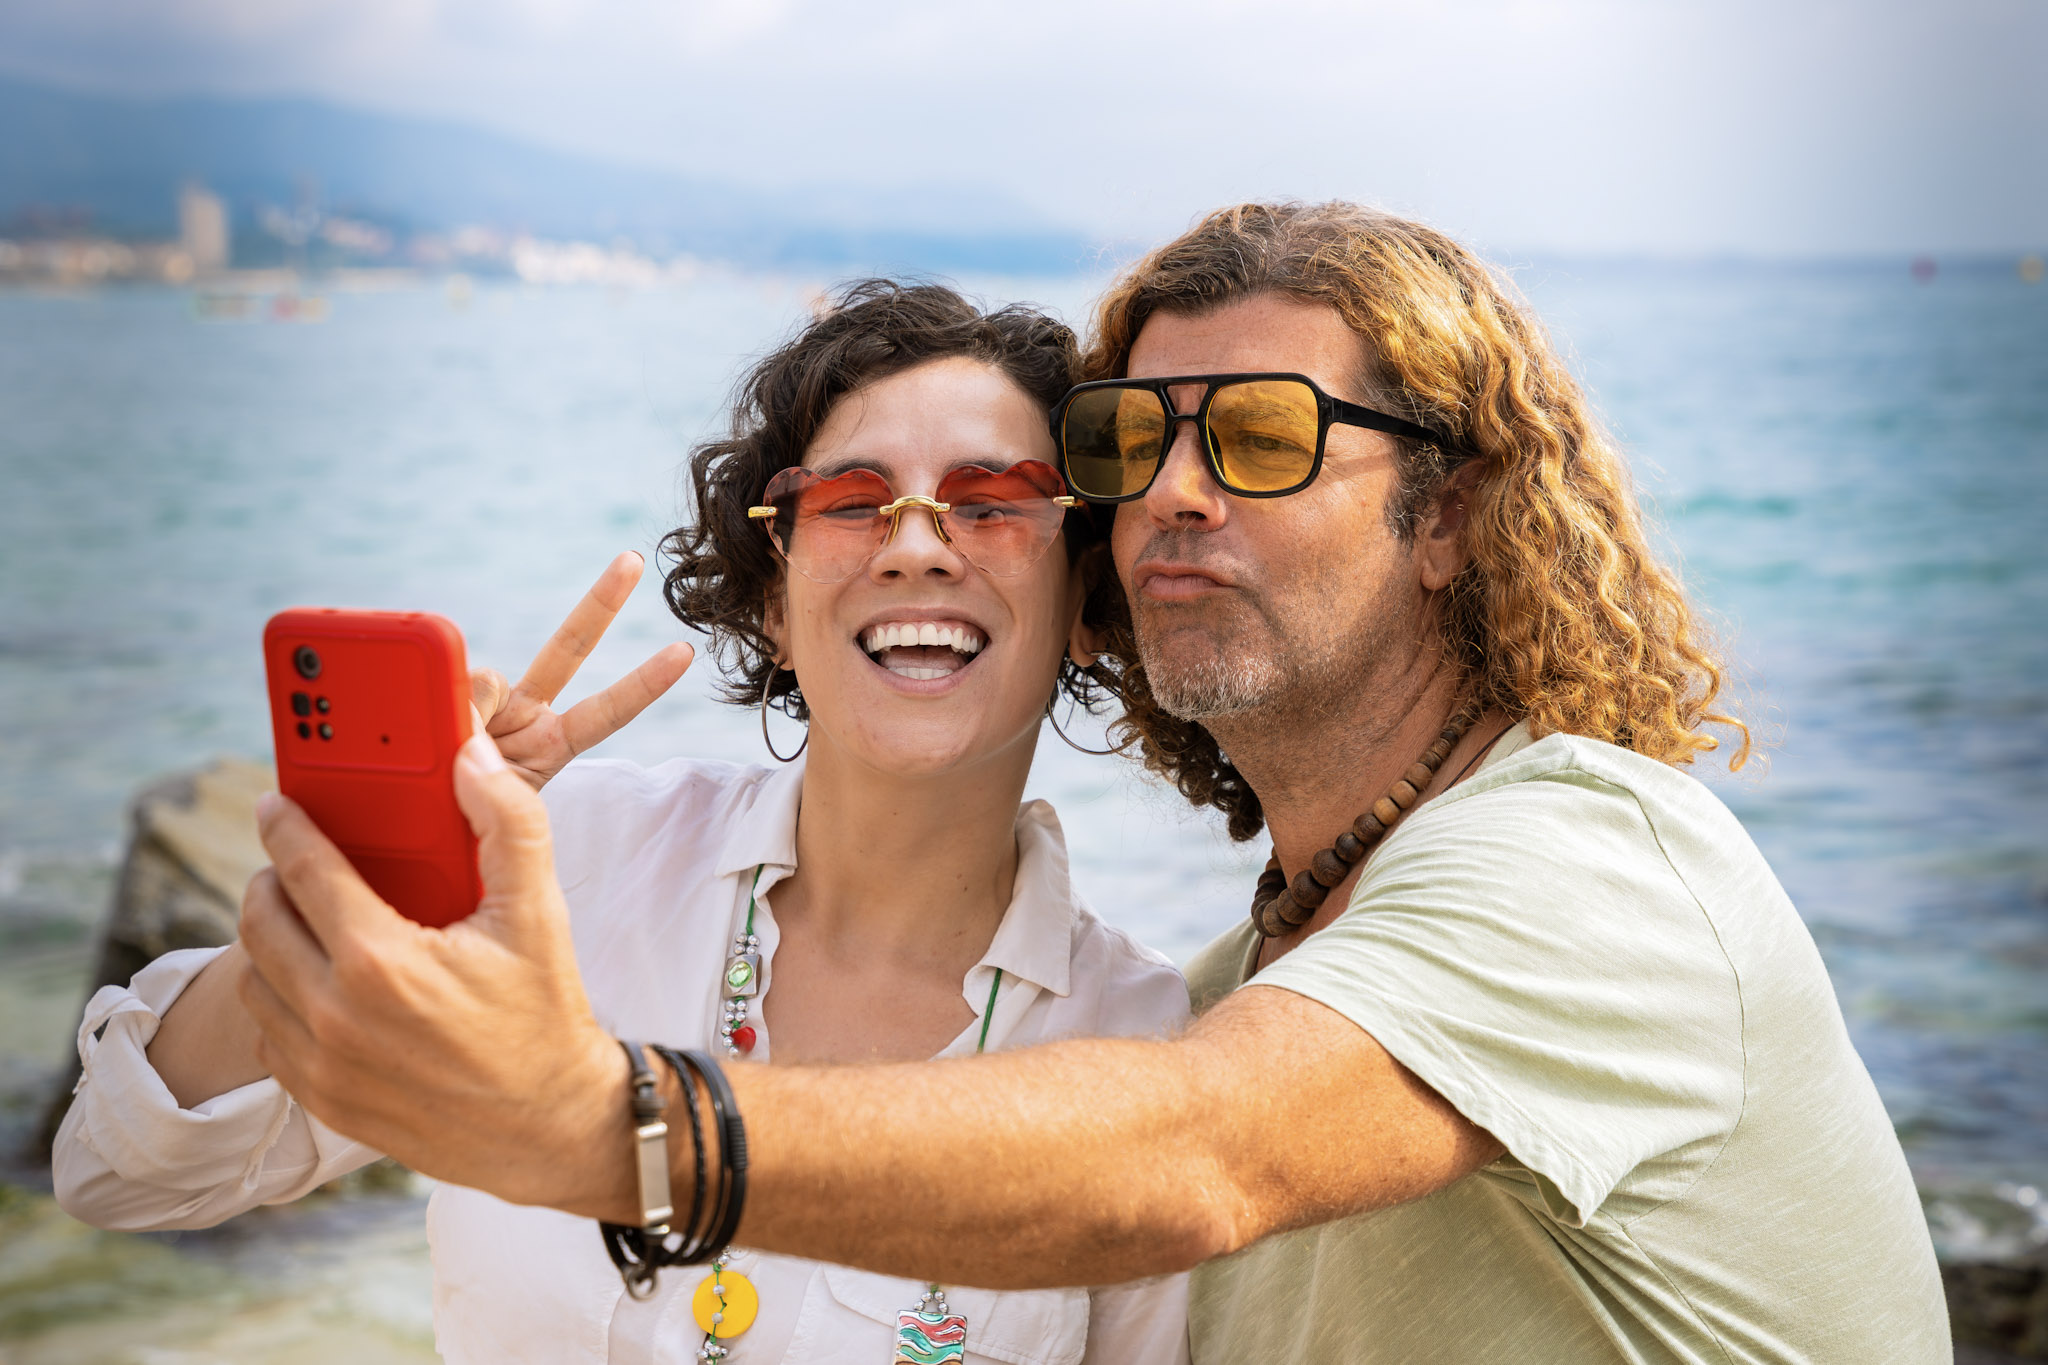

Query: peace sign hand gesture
[471,551,694,789]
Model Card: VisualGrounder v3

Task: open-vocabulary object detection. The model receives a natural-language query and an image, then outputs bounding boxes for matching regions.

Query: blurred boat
[192,291,254,320]
[271,292,330,322]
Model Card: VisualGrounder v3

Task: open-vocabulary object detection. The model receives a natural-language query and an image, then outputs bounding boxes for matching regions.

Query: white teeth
[860,623,987,656]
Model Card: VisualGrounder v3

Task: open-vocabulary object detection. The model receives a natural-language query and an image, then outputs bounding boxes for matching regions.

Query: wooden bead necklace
[1250,700,1484,938]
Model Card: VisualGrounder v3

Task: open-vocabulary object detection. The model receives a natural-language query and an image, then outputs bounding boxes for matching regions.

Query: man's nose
[1139,416,1229,530]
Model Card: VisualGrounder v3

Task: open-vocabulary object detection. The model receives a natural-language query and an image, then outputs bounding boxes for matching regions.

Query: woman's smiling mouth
[859,621,988,681]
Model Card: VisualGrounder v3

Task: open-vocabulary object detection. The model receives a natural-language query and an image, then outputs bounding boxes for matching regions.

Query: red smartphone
[263,608,481,927]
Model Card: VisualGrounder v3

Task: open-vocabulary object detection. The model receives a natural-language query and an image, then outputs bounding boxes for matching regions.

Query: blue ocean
[1,261,2043,1355]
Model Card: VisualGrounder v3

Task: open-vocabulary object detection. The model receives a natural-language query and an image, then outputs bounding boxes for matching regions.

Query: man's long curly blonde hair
[1087,202,1749,841]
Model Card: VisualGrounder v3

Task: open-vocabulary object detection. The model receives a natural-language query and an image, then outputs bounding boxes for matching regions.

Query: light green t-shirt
[1183,727,1948,1365]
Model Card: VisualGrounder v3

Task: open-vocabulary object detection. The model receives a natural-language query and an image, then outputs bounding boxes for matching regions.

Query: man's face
[1111,293,1423,725]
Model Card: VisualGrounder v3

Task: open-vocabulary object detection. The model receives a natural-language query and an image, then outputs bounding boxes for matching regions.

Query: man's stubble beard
[1132,575,1400,735]
[1134,593,1291,721]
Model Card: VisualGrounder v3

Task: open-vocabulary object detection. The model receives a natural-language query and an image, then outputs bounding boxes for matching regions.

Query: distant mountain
[0,74,1094,273]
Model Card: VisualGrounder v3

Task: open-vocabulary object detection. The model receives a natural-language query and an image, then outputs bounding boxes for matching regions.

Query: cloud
[1,0,2041,254]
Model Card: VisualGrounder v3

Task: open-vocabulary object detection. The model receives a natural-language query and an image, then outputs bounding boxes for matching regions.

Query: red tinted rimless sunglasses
[748,460,1080,583]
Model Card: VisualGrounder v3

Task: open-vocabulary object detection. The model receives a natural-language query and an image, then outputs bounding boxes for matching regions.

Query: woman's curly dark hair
[661,278,1121,724]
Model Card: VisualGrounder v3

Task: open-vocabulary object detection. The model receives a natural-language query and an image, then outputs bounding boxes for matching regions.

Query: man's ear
[1065,544,1109,668]
[1418,463,1480,592]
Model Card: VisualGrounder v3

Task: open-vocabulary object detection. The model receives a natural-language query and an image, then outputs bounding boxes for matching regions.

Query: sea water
[0,262,2042,1354]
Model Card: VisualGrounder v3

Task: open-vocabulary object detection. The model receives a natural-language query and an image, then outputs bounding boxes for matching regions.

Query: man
[230,202,1948,1361]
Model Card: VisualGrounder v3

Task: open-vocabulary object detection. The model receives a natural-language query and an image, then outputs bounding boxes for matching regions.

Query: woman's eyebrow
[809,456,891,480]
[809,453,1022,481]
[943,455,1015,475]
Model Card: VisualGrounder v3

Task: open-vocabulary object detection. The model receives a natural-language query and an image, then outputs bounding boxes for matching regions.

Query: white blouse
[53,756,1194,1365]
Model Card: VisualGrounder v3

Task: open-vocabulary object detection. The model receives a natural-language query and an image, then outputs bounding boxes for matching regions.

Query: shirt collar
[712,757,806,879]
[975,798,1077,1000]
[712,761,1077,1001]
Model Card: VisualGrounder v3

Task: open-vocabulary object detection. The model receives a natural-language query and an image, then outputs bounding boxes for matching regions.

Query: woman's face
[766,356,1085,781]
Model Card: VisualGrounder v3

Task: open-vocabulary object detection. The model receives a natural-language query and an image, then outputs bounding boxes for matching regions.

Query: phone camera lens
[316,696,331,714]
[318,722,334,740]
[293,645,322,680]
[296,721,311,739]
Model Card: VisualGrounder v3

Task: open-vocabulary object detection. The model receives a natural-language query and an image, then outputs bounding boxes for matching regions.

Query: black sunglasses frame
[1050,371,1452,503]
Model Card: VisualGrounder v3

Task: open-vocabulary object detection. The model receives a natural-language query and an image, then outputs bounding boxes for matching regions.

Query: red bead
[730,1025,757,1053]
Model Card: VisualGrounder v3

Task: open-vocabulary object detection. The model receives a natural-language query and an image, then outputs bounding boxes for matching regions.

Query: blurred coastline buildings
[0,71,2038,295]
[0,175,703,292]
[0,73,1088,295]
[178,181,229,274]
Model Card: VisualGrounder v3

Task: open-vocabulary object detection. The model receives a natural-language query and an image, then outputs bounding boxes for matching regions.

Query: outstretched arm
[237,741,1500,1288]
[722,984,1502,1287]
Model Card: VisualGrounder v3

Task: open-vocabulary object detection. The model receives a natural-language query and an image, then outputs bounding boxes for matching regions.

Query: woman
[53,281,1192,1363]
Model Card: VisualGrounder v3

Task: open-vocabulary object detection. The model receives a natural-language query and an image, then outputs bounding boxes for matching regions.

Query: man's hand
[472,551,694,789]
[236,734,631,1216]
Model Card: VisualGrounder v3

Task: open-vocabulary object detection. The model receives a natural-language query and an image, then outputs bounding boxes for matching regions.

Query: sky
[2,0,2043,257]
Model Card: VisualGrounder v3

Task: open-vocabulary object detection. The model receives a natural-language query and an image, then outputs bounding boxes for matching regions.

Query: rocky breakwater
[31,757,273,1159]
[1952,1251,2047,1361]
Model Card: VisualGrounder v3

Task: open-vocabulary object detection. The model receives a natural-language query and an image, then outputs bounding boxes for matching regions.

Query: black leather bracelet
[664,1047,709,1257]
[598,1039,675,1298]
[657,1046,748,1257]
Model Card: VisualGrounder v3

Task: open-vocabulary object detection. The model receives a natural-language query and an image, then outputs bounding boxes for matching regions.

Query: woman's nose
[868,500,966,579]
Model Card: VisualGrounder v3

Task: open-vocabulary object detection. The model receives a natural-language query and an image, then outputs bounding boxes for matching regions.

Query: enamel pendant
[893,1286,967,1364]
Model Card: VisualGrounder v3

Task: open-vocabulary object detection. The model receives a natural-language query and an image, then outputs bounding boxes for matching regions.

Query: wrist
[535,1026,648,1222]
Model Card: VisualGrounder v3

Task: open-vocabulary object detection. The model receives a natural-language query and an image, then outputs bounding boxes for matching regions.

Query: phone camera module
[293,645,322,680]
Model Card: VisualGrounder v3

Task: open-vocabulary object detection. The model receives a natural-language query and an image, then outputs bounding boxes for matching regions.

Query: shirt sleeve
[52,945,382,1232]
[1084,1273,1190,1365]
[1252,759,1744,1227]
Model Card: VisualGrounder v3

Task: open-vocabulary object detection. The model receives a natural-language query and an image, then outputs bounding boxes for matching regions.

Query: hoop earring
[760,667,808,763]
[1045,695,1119,757]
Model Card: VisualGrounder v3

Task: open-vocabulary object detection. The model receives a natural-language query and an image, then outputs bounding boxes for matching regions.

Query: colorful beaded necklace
[697,867,1005,1363]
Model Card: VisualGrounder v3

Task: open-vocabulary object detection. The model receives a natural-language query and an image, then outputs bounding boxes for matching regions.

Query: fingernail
[461,733,507,774]
[255,792,281,821]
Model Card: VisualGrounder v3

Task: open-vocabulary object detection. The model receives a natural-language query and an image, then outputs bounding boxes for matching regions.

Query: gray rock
[1948,1247,2048,1361]
[32,759,274,1160]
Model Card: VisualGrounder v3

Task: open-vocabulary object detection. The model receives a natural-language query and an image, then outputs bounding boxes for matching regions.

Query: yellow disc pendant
[692,1270,759,1338]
